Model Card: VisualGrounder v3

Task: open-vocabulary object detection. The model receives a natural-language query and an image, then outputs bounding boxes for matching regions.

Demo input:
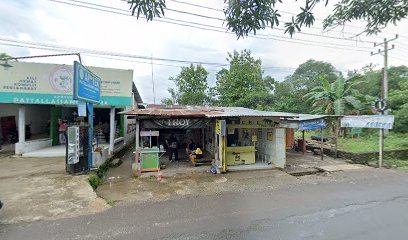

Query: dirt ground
[0,156,110,224]
[97,147,374,207]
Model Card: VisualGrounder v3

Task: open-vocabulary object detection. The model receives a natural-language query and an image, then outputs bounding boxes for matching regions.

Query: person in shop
[58,119,67,145]
[168,134,179,161]
[102,121,110,143]
[186,139,196,155]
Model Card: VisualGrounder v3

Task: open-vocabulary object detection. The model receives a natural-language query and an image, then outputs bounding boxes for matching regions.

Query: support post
[87,103,94,170]
[302,130,305,155]
[135,120,140,148]
[202,128,205,150]
[335,118,339,158]
[135,120,140,171]
[18,105,26,143]
[379,128,384,168]
[123,114,127,145]
[320,128,324,161]
[109,107,115,156]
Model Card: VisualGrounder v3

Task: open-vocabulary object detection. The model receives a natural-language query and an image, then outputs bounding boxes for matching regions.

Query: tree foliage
[305,76,366,115]
[126,0,407,38]
[0,53,11,59]
[271,59,340,113]
[213,50,274,109]
[162,64,209,105]
[324,0,408,35]
[389,77,408,132]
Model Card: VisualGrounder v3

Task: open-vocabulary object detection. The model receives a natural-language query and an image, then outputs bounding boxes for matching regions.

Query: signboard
[142,119,209,129]
[73,61,101,103]
[219,120,226,136]
[267,131,273,141]
[299,118,326,131]
[77,101,87,117]
[0,61,133,106]
[350,128,362,135]
[67,127,79,164]
[140,131,160,137]
[341,115,394,129]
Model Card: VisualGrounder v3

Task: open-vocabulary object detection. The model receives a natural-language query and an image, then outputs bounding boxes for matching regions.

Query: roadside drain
[286,168,324,177]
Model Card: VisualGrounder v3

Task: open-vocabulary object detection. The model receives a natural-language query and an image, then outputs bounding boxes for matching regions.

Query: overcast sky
[1,0,408,104]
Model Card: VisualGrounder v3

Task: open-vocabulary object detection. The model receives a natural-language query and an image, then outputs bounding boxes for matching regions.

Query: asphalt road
[1,169,408,240]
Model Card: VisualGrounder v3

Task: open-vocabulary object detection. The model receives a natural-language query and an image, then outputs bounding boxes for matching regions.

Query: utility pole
[371,35,398,168]
[151,54,156,104]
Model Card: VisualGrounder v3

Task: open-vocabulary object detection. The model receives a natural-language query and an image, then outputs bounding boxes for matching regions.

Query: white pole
[123,109,127,145]
[135,120,140,148]
[109,107,115,156]
[18,105,26,143]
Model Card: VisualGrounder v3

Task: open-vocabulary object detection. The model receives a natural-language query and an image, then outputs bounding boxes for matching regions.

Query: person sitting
[186,139,196,155]
[189,146,203,166]
[194,147,203,159]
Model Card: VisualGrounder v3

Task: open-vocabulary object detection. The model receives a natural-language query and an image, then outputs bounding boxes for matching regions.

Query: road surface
[1,169,408,240]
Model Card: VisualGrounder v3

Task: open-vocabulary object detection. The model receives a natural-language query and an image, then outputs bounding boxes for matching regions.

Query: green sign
[351,128,363,135]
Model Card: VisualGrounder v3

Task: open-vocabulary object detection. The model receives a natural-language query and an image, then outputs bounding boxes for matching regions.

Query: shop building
[0,61,142,165]
[123,105,303,172]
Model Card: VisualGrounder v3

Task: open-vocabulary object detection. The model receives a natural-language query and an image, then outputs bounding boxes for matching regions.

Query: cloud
[1,0,407,104]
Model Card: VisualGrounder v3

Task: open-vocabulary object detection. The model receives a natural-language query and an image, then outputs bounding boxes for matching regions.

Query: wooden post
[335,117,339,158]
[320,128,324,161]
[302,130,305,155]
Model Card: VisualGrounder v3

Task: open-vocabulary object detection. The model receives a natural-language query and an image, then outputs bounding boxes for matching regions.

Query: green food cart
[138,148,160,172]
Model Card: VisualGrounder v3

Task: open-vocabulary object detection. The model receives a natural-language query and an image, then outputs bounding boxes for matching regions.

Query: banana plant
[304,75,366,115]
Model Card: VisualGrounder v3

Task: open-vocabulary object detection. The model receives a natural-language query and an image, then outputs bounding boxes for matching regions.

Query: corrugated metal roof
[132,83,143,103]
[121,105,299,118]
[207,107,298,118]
[290,114,342,121]
[121,105,224,118]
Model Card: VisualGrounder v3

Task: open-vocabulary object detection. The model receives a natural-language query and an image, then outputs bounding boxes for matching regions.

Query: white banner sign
[140,131,160,137]
[341,115,394,129]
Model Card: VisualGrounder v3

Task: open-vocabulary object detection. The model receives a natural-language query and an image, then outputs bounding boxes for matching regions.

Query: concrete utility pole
[371,35,398,168]
[151,54,156,104]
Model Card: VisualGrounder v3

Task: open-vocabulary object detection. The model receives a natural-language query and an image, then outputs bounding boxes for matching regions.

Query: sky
[1,0,408,104]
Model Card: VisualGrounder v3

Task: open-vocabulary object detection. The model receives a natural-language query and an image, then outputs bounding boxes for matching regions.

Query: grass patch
[338,132,408,153]
[368,158,408,169]
[88,157,123,190]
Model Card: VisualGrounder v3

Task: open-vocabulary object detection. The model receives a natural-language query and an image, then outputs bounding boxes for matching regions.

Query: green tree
[162,64,209,105]
[0,53,11,59]
[213,50,274,109]
[389,78,408,132]
[126,0,408,38]
[271,59,340,113]
[349,65,408,100]
[305,76,366,115]
[285,59,340,91]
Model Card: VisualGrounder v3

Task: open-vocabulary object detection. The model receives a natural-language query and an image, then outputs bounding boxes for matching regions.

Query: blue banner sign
[299,118,326,131]
[73,61,101,103]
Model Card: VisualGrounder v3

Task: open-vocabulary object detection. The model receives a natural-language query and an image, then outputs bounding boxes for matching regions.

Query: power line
[113,0,376,44]
[50,0,373,52]
[0,38,298,71]
[167,0,223,12]
[167,0,396,39]
[166,8,224,21]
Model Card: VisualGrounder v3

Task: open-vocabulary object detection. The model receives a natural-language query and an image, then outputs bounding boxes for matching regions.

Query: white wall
[256,128,275,163]
[0,103,51,135]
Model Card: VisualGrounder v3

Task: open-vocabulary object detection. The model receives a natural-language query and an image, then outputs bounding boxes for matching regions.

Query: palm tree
[305,76,365,115]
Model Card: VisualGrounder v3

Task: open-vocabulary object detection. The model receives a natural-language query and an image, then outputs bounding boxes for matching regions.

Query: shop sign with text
[0,61,133,106]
